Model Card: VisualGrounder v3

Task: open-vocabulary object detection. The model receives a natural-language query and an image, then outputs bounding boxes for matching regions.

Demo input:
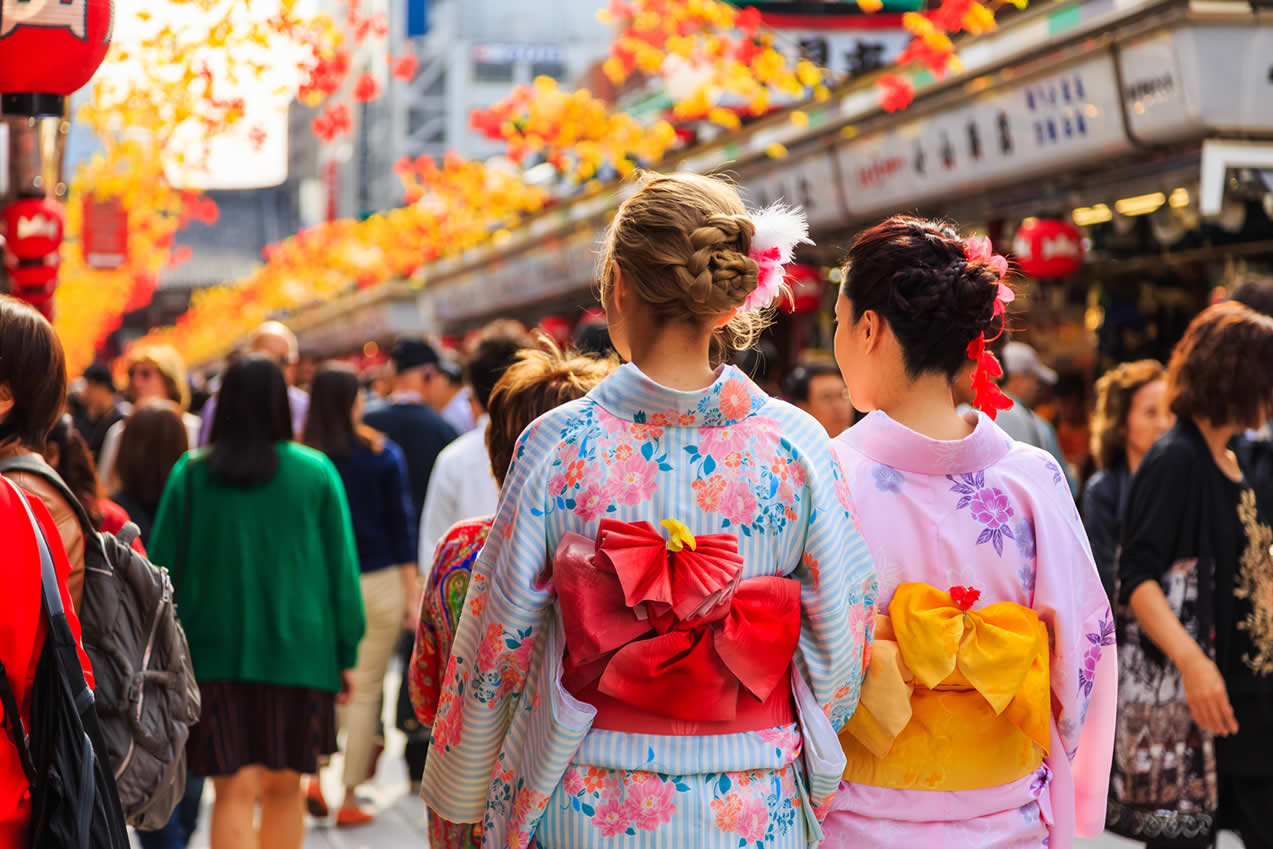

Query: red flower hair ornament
[963,236,1015,420]
[948,585,981,611]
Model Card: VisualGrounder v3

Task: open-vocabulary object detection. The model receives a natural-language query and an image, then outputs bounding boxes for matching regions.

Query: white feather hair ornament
[741,203,814,313]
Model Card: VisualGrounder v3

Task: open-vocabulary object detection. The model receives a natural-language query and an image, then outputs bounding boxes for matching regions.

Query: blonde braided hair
[599,172,770,352]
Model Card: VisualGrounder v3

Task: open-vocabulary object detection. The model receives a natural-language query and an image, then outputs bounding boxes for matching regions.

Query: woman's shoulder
[440,517,493,550]
[278,441,341,479]
[1136,423,1205,478]
[1081,464,1126,513]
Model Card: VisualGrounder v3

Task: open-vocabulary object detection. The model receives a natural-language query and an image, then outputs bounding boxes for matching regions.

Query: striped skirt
[187,680,337,777]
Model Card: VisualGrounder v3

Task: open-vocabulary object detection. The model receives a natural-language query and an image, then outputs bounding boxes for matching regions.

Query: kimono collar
[589,363,769,426]
[837,409,1014,476]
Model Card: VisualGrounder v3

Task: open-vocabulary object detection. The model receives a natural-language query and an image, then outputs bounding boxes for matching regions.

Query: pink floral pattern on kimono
[418,363,876,849]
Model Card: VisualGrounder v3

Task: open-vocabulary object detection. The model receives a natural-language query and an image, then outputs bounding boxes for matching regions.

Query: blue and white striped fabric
[419,363,877,848]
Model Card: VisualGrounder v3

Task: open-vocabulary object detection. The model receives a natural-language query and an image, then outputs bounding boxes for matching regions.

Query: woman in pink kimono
[823,216,1116,848]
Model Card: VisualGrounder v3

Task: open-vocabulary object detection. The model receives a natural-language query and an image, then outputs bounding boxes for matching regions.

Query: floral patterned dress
[824,411,1116,849]
[418,363,877,849]
[410,517,492,849]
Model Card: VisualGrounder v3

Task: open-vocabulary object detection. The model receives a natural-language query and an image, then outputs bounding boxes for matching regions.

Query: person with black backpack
[0,299,201,840]
[0,465,129,849]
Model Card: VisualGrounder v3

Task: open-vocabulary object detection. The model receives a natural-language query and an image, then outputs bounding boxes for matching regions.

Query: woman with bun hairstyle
[824,216,1115,848]
[419,172,876,848]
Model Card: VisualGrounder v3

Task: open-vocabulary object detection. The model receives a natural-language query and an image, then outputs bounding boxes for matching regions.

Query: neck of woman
[1126,446,1146,475]
[1194,416,1242,481]
[627,321,719,393]
[879,372,975,442]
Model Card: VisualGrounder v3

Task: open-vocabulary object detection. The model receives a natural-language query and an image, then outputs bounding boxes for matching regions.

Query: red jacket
[0,483,94,849]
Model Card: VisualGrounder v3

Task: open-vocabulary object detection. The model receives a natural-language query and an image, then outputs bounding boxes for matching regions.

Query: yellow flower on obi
[660,518,697,553]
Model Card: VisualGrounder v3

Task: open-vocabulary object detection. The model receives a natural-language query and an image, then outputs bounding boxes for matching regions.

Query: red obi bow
[553,518,801,723]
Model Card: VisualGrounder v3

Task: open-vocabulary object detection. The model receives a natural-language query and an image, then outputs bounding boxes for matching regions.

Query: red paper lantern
[2,198,64,320]
[7,264,58,319]
[2,198,64,259]
[537,315,572,348]
[780,264,824,315]
[1012,218,1085,279]
[0,0,115,115]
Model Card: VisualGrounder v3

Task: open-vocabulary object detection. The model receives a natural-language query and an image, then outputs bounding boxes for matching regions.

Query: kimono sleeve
[1028,466,1115,840]
[797,439,877,732]
[418,419,556,825]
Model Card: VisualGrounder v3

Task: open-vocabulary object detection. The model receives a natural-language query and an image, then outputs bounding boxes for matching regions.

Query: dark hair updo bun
[839,215,1003,379]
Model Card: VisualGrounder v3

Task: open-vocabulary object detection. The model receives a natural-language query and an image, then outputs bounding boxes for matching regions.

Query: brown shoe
[305,779,329,819]
[336,805,375,828]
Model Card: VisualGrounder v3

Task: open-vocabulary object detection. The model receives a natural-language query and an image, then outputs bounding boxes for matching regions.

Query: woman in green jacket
[150,355,365,849]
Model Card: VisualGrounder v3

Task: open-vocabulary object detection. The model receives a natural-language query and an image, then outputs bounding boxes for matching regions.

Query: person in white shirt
[419,324,534,560]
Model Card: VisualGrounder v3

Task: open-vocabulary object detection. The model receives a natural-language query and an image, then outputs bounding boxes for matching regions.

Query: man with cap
[72,363,130,462]
[362,337,459,791]
[996,341,1077,495]
[364,338,461,530]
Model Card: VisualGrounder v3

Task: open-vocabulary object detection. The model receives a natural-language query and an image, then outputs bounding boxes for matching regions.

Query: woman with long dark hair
[148,355,365,849]
[303,362,413,827]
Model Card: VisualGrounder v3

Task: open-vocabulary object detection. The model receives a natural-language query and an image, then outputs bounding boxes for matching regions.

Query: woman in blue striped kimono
[418,172,877,848]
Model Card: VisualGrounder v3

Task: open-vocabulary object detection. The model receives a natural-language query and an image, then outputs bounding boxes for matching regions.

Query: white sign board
[743,150,845,230]
[837,53,1131,218]
[1120,26,1273,142]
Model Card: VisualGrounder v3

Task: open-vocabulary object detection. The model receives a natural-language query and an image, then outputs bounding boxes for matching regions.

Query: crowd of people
[2,170,1272,849]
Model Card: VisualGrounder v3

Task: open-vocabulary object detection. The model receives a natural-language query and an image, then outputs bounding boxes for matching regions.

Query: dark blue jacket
[362,401,458,552]
[330,438,416,573]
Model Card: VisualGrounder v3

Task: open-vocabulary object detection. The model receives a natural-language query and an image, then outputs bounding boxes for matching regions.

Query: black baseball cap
[82,363,116,392]
[390,338,442,373]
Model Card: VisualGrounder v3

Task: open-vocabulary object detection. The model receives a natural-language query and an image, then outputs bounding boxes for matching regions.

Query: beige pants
[338,567,405,789]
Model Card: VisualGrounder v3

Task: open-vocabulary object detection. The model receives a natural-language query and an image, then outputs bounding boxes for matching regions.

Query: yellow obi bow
[840,582,1050,791]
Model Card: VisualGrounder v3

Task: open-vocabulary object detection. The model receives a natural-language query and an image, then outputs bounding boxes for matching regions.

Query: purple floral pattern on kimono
[948,472,1016,556]
[1078,613,1115,698]
[873,465,904,493]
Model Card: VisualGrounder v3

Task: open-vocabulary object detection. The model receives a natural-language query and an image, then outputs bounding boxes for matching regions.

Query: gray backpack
[0,456,201,830]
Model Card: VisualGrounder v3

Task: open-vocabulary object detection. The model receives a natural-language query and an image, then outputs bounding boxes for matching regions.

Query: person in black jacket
[361,338,458,791]
[1109,303,1273,848]
[1080,359,1170,602]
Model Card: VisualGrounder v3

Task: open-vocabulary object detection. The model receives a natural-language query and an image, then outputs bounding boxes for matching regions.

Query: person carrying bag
[0,476,130,849]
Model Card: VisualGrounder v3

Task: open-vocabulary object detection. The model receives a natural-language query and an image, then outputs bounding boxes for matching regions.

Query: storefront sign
[1119,26,1273,141]
[296,299,424,353]
[837,53,1130,219]
[743,150,845,230]
[471,43,563,65]
[81,194,128,269]
[1013,218,1084,278]
[430,226,597,323]
[776,30,912,81]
